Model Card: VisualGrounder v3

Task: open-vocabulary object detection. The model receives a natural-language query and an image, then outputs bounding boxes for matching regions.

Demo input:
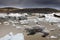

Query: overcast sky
[0,0,60,9]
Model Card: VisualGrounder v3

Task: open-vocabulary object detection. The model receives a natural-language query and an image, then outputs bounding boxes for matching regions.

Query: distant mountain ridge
[0,7,60,13]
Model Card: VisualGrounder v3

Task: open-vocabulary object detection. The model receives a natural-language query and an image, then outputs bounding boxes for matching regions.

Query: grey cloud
[0,0,23,6]
[0,0,60,9]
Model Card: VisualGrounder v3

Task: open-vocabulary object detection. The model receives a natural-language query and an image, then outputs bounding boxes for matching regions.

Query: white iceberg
[0,33,24,40]
[45,14,60,22]
[11,33,24,40]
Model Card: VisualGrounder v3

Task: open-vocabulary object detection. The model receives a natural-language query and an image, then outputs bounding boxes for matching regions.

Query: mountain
[0,7,60,13]
[12,8,59,13]
[0,7,19,13]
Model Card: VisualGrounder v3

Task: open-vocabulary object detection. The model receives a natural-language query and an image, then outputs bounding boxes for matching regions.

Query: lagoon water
[0,13,60,40]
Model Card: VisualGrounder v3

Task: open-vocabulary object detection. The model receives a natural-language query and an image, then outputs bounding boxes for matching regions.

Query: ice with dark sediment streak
[36,14,60,22]
[45,14,60,22]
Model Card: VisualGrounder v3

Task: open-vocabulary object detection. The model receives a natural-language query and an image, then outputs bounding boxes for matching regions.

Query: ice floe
[0,32,24,40]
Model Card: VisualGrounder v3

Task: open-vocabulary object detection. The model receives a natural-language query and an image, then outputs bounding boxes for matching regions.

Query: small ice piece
[20,20,28,24]
[3,22,9,25]
[0,22,1,24]
[23,25,26,26]
[0,32,24,40]
[57,24,60,28]
[50,36,57,38]
[33,19,38,23]
[43,28,50,33]
[0,32,13,40]
[0,35,11,40]
[11,33,24,40]
[43,30,50,33]
[12,24,16,26]
[14,21,19,24]
[9,32,13,36]
[16,26,21,29]
[50,29,55,31]
[36,17,45,21]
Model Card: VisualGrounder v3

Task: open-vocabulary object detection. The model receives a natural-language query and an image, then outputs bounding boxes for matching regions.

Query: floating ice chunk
[0,32,13,40]
[43,29,50,33]
[14,21,19,24]
[11,33,24,40]
[3,22,9,25]
[36,17,45,21]
[43,28,50,32]
[22,13,28,17]
[16,26,22,29]
[12,24,16,26]
[9,32,13,36]
[57,24,60,28]
[50,36,57,38]
[0,33,24,40]
[0,22,1,24]
[50,29,55,31]
[8,13,22,17]
[20,20,28,24]
[23,25,26,26]
[33,19,38,23]
[0,35,11,40]
[0,13,7,17]
[45,14,60,22]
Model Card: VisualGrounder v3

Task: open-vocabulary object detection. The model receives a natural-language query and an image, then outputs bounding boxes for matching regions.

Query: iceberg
[0,33,24,40]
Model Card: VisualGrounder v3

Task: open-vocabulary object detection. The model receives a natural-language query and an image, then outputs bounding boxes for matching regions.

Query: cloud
[0,0,23,6]
[0,0,60,9]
